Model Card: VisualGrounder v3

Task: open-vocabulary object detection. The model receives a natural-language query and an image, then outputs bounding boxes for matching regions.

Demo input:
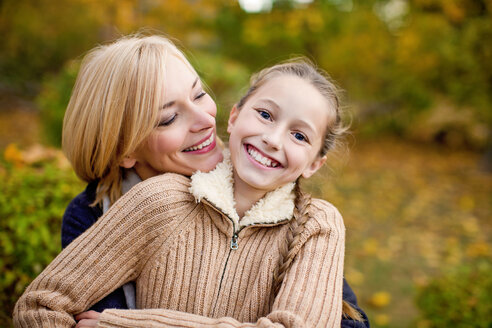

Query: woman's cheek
[151,129,185,154]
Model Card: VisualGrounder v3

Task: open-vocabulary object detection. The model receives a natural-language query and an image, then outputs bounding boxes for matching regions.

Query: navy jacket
[62,181,369,327]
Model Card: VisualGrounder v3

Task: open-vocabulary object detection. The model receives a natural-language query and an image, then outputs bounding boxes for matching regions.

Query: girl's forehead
[254,76,330,114]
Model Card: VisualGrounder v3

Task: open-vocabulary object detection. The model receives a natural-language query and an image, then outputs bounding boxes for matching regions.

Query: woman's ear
[301,155,327,179]
[120,155,137,169]
[227,105,240,134]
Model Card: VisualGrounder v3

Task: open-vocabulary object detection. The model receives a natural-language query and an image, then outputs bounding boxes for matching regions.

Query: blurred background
[1,0,491,327]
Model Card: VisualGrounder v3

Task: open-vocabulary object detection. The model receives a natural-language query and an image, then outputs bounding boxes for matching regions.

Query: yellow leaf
[362,238,379,256]
[345,268,364,286]
[374,314,389,326]
[369,291,391,308]
[458,195,475,211]
[466,242,491,258]
[3,143,24,166]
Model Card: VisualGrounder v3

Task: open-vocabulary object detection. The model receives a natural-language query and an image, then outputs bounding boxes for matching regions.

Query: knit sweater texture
[14,153,346,327]
[61,169,142,311]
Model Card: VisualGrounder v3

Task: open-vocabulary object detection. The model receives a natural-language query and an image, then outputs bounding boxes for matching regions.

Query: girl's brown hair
[238,58,363,321]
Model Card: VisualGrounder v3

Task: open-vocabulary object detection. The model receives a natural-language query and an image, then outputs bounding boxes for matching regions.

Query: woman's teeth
[247,145,280,168]
[184,134,214,152]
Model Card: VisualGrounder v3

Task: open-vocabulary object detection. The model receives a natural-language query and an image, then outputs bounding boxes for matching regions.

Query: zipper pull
[230,233,239,250]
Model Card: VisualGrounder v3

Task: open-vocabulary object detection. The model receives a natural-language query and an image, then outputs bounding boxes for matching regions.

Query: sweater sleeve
[96,200,346,328]
[61,182,129,312]
[13,174,193,328]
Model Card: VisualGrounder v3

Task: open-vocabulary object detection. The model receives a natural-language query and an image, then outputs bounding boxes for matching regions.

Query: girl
[60,34,224,310]
[15,59,365,327]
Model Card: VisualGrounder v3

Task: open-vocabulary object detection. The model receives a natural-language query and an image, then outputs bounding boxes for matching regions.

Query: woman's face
[127,55,223,179]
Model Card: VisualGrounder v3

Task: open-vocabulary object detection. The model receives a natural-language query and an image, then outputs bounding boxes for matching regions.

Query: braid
[241,58,361,321]
[272,181,364,322]
[272,181,312,296]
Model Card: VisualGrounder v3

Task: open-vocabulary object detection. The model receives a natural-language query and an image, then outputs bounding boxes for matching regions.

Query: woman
[60,34,223,312]
[58,35,366,326]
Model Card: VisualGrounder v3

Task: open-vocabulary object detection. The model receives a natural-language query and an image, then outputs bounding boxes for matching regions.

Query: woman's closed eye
[194,91,206,101]
[158,114,177,127]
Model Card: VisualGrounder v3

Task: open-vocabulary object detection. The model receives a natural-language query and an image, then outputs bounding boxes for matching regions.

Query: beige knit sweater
[14,153,345,327]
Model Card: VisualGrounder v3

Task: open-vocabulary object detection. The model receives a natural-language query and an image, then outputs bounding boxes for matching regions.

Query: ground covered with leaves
[305,138,492,327]
[1,139,491,327]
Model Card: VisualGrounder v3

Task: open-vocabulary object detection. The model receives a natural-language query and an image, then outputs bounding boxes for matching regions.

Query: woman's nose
[189,103,216,132]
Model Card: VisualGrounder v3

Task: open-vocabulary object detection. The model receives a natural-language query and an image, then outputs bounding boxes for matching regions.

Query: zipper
[201,198,289,315]
[202,199,241,250]
[210,208,239,315]
[230,233,239,250]
[212,246,233,315]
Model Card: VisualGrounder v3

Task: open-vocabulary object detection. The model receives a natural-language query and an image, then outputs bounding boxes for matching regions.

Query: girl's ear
[227,105,240,134]
[301,155,327,179]
[120,155,137,169]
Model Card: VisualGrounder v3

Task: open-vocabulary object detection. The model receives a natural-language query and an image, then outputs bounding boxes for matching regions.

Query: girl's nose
[262,130,283,151]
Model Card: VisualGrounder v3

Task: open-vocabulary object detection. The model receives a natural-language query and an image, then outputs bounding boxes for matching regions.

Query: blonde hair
[62,34,194,206]
[239,59,363,322]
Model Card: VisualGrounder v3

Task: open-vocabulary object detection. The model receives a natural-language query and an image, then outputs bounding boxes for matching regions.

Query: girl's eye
[258,110,271,121]
[293,132,308,142]
[194,91,206,100]
[158,114,177,127]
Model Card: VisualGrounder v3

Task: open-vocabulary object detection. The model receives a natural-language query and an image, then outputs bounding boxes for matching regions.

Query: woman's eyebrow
[161,77,200,109]
[161,101,175,110]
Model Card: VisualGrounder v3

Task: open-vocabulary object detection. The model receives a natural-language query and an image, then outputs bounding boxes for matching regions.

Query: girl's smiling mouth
[183,133,216,153]
[245,144,282,168]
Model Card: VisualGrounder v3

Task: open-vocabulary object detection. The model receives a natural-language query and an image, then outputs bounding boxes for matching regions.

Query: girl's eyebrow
[161,77,200,110]
[257,98,279,109]
[295,120,317,135]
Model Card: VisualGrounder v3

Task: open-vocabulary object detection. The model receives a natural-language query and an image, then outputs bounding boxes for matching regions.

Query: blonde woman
[60,34,223,311]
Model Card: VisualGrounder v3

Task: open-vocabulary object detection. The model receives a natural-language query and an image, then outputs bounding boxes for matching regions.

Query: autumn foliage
[1,0,492,327]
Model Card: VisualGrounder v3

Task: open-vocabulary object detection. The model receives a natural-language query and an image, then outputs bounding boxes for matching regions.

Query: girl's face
[227,75,330,195]
[124,55,223,179]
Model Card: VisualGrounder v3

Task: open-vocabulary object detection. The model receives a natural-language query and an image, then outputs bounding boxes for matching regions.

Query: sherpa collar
[189,149,295,229]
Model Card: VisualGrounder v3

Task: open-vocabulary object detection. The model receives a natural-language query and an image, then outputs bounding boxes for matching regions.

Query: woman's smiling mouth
[245,144,282,168]
[183,133,215,153]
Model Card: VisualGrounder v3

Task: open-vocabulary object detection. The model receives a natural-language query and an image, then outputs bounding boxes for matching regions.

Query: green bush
[0,152,84,326]
[36,60,80,147]
[416,259,492,328]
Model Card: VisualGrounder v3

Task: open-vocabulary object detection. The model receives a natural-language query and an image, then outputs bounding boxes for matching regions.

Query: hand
[75,310,100,328]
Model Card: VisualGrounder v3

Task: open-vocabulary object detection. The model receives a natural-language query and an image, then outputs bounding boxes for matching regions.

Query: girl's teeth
[247,146,279,168]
